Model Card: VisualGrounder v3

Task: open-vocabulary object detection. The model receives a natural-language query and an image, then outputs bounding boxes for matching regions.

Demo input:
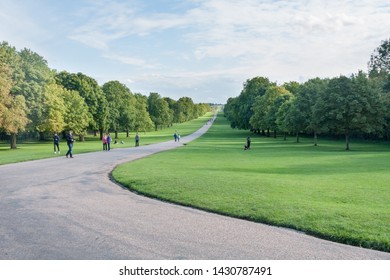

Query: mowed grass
[0,112,214,165]
[112,112,390,252]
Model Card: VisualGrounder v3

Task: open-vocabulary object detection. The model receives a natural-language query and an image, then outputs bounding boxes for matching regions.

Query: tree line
[0,41,211,149]
[224,38,390,150]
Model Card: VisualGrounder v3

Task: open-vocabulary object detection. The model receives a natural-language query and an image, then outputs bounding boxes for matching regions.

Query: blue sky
[1,0,390,104]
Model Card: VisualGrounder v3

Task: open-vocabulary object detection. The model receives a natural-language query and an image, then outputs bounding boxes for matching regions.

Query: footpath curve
[1,120,389,259]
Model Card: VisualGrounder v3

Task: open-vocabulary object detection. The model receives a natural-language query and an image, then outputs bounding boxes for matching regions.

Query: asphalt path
[1,121,389,260]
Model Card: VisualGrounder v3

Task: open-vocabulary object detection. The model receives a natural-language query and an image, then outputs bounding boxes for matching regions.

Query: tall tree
[37,83,66,134]
[0,43,29,149]
[56,71,108,140]
[314,73,385,150]
[103,81,136,138]
[147,92,171,131]
[250,85,291,136]
[62,88,91,136]
[134,93,153,133]
[15,48,53,138]
[176,97,195,122]
[233,76,275,129]
[293,78,327,145]
[368,38,390,75]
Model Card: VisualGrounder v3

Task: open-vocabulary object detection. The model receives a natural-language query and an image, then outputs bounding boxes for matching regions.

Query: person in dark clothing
[244,136,251,150]
[107,133,112,151]
[53,133,60,154]
[135,133,140,147]
[65,131,75,158]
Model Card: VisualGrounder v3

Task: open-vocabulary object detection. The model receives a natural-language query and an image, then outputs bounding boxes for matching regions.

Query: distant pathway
[1,118,389,259]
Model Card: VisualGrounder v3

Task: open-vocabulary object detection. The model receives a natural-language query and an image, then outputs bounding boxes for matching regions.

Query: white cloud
[102,52,149,67]
[2,0,390,103]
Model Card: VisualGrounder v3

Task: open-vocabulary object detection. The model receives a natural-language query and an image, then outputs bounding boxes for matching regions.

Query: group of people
[173,132,181,142]
[53,131,142,158]
[54,129,248,158]
[102,133,112,151]
[53,131,75,158]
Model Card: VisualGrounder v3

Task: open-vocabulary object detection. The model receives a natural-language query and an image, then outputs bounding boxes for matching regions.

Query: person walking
[102,133,107,151]
[177,134,181,142]
[245,136,251,150]
[174,132,178,142]
[53,133,60,154]
[65,130,75,158]
[135,133,140,147]
[107,133,112,151]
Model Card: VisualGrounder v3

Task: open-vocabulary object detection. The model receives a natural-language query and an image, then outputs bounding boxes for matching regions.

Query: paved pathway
[1,121,389,260]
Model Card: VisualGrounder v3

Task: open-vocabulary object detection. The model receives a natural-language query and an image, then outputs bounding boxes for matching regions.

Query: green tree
[266,88,293,138]
[163,97,176,126]
[103,81,136,138]
[62,88,91,136]
[314,73,385,150]
[147,92,171,131]
[224,97,240,128]
[134,93,153,133]
[250,85,291,136]
[176,97,195,122]
[0,44,29,149]
[37,83,66,134]
[368,38,390,75]
[276,97,294,140]
[293,78,327,145]
[15,48,54,138]
[56,71,108,140]
[231,76,275,129]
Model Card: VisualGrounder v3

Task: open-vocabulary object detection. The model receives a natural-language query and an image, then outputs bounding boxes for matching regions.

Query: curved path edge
[1,116,389,259]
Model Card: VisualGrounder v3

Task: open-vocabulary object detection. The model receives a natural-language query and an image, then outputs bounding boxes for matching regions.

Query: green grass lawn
[112,112,390,253]
[0,112,214,165]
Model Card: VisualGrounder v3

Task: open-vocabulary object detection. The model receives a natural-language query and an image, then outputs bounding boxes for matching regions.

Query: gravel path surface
[1,122,389,260]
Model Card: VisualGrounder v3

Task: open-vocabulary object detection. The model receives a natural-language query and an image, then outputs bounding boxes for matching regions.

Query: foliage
[0,41,213,148]
[314,73,385,150]
[147,92,171,131]
[225,76,275,129]
[368,38,390,75]
[103,80,136,135]
[0,43,29,148]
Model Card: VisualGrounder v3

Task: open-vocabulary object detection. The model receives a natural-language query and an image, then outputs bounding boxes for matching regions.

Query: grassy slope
[112,113,390,252]
[0,112,214,165]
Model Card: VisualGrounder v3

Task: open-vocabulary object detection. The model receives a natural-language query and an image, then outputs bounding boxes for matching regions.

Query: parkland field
[112,112,390,253]
[0,114,212,165]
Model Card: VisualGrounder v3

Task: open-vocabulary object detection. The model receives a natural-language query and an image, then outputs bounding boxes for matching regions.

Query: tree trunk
[79,134,85,142]
[273,130,277,138]
[266,128,270,137]
[345,134,350,150]
[115,130,118,139]
[283,133,287,141]
[10,133,17,149]
[39,131,45,141]
[296,132,300,143]
[126,129,129,138]
[314,131,318,146]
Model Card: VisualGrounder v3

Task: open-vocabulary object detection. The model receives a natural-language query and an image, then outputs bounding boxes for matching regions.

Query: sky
[1,0,389,104]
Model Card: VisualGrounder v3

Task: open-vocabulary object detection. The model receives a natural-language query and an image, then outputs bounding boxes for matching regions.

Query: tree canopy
[0,41,212,148]
[224,38,390,150]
